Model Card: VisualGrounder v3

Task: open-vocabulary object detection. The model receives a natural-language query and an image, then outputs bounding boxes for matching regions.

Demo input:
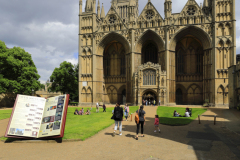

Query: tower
[164,0,172,18]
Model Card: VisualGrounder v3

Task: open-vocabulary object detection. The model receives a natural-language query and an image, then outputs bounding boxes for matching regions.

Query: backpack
[135,110,139,124]
[115,107,122,119]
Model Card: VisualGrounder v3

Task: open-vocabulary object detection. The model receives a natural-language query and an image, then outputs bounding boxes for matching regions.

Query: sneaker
[154,130,156,132]
[113,132,116,137]
[119,133,122,136]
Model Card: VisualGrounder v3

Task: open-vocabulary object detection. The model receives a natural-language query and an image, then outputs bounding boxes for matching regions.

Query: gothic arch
[98,32,131,55]
[135,29,165,53]
[106,85,118,104]
[217,85,224,104]
[169,26,212,51]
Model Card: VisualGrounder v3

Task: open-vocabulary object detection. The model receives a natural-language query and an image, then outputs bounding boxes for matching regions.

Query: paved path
[0,106,240,160]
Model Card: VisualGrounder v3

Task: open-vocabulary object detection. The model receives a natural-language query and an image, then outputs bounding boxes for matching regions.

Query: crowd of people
[74,102,192,140]
[142,99,161,106]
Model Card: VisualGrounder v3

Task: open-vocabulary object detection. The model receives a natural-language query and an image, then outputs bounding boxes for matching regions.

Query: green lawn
[0,109,12,120]
[0,106,139,141]
[157,106,207,126]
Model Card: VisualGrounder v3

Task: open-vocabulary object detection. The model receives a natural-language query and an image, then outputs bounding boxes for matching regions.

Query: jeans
[103,108,106,112]
[114,121,122,132]
[136,121,144,135]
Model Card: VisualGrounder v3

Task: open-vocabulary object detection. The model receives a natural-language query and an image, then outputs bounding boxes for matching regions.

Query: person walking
[124,104,129,121]
[96,102,99,113]
[135,105,146,140]
[142,99,145,106]
[154,115,160,133]
[113,103,123,136]
[103,104,106,112]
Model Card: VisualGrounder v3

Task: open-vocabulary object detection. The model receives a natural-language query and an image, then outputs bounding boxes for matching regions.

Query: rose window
[187,7,196,15]
[109,16,116,24]
[146,11,154,20]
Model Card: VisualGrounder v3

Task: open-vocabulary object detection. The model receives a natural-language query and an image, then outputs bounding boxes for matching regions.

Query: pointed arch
[135,29,165,53]
[169,26,211,50]
[217,85,224,104]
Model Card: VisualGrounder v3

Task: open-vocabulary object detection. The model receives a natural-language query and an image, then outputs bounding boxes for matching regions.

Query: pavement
[0,106,240,160]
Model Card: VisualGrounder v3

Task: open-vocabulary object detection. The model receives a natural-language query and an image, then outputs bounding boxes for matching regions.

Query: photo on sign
[32,131,38,137]
[9,128,15,134]
[46,123,53,129]
[53,121,61,130]
[42,116,54,124]
[15,128,24,135]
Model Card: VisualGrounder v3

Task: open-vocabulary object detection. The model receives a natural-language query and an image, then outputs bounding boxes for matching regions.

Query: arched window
[142,43,158,64]
[177,49,184,74]
[143,70,156,85]
[120,51,125,75]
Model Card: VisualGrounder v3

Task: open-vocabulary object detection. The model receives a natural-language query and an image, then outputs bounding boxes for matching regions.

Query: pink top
[154,118,159,125]
[125,106,129,113]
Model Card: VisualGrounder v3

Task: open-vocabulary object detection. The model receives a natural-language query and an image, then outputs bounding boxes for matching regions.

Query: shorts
[154,125,159,127]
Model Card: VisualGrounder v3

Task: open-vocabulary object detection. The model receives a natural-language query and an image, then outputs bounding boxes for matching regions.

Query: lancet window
[143,70,156,85]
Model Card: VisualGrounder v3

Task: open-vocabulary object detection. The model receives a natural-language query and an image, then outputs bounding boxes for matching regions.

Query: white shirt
[96,102,99,107]
[185,112,190,117]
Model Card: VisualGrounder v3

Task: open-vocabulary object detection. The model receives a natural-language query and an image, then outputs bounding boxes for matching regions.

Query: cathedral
[78,0,236,106]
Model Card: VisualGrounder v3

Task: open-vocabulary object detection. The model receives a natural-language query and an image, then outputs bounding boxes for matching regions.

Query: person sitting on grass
[78,109,83,115]
[173,110,181,117]
[184,109,190,117]
[74,109,79,115]
[186,107,192,117]
[85,109,90,115]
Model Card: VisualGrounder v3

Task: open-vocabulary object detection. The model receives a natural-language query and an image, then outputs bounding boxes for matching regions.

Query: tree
[0,40,41,95]
[49,61,78,101]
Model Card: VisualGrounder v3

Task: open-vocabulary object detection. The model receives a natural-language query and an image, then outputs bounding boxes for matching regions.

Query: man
[142,99,145,106]
[96,102,99,113]
[159,100,161,106]
[103,104,106,112]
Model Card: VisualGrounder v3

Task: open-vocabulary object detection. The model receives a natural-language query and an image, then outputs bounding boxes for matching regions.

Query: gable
[179,0,202,17]
[137,1,163,22]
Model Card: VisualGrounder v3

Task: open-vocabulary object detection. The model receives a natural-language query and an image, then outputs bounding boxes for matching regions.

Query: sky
[0,0,240,83]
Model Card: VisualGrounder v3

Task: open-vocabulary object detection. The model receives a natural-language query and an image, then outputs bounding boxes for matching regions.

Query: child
[154,115,160,133]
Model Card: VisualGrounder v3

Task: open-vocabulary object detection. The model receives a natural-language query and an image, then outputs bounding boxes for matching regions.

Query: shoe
[154,130,156,132]
[119,133,122,136]
[113,132,116,137]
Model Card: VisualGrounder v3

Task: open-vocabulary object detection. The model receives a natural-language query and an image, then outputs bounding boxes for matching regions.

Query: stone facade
[229,62,240,109]
[78,0,236,106]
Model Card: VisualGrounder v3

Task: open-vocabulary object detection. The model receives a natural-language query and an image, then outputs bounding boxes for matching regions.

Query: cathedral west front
[78,0,236,106]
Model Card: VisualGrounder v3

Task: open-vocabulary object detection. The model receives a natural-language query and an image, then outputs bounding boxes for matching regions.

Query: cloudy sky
[0,0,240,83]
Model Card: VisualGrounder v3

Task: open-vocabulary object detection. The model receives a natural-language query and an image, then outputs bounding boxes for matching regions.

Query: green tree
[49,61,78,101]
[0,40,41,95]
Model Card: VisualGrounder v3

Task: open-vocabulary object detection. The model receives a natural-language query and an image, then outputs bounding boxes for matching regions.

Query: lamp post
[32,89,34,96]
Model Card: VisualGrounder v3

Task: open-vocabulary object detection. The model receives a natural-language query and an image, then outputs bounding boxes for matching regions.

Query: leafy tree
[0,40,41,95]
[49,61,78,101]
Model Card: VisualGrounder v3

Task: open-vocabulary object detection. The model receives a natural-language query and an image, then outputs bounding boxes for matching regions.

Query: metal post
[131,114,132,121]
[214,115,216,125]
[198,114,201,124]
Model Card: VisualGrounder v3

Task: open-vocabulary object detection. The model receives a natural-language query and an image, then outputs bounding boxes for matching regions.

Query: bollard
[198,114,201,124]
[214,115,216,125]
[131,114,132,121]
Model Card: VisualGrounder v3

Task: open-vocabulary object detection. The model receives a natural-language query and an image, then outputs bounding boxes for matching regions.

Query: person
[74,109,79,115]
[153,100,156,106]
[186,107,192,117]
[154,115,160,133]
[159,100,161,106]
[149,99,151,106]
[113,103,123,136]
[142,99,145,106]
[103,104,106,112]
[145,100,148,106]
[78,109,83,115]
[85,109,90,115]
[185,109,190,117]
[173,110,181,117]
[96,102,99,113]
[82,108,84,114]
[136,105,146,140]
[124,104,129,121]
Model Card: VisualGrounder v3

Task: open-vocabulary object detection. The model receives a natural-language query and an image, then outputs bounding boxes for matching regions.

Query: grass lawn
[0,106,139,141]
[157,106,207,126]
[0,109,12,120]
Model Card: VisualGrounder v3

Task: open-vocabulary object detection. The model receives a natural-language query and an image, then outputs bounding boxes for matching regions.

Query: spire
[203,0,208,8]
[97,0,100,18]
[101,3,105,19]
[200,3,202,9]
[85,0,93,12]
[148,0,151,2]
[80,0,82,14]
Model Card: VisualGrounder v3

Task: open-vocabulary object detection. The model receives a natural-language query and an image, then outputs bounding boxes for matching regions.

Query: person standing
[142,99,145,106]
[153,100,156,106]
[113,103,123,136]
[124,104,129,121]
[154,115,160,133]
[103,104,106,112]
[159,100,161,106]
[135,105,146,140]
[96,102,99,113]
[146,100,148,106]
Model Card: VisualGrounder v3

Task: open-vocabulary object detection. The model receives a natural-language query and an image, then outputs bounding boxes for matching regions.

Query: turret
[80,0,82,14]
[97,0,100,18]
[101,3,105,19]
[164,0,172,18]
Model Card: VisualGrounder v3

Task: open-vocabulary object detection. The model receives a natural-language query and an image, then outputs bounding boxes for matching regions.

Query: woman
[124,104,129,121]
[74,108,79,115]
[173,110,181,117]
[113,103,123,136]
[85,109,90,115]
[78,109,83,115]
[136,105,146,140]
